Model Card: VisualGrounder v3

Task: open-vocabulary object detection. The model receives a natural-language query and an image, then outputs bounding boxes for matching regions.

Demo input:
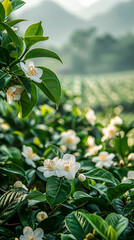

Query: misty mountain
[12,0,88,46]
[80,0,130,19]
[88,0,134,36]
[12,0,134,46]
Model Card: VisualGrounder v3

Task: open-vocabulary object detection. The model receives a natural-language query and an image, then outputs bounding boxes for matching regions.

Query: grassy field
[61,71,134,110]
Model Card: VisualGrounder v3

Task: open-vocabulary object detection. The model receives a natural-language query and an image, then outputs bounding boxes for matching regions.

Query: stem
[9,48,28,68]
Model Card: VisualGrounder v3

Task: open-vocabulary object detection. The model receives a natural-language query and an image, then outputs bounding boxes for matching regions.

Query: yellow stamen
[65,137,73,145]
[99,154,107,161]
[29,66,37,76]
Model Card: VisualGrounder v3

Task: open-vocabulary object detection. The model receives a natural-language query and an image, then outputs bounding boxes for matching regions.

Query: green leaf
[10,0,25,11]
[81,213,109,240]
[49,144,63,158]
[2,0,12,16]
[0,22,21,47]
[113,137,128,156]
[24,21,48,49]
[112,199,124,214]
[107,225,117,240]
[24,36,49,49]
[19,82,38,118]
[24,48,62,63]
[7,18,27,27]
[65,212,92,240]
[123,201,134,216]
[85,168,119,185]
[0,227,15,237]
[0,163,26,179]
[0,187,27,224]
[0,3,5,22]
[0,70,12,90]
[35,67,61,107]
[39,215,65,234]
[105,213,128,237]
[19,76,31,99]
[0,46,11,65]
[26,191,46,202]
[25,21,43,37]
[61,234,76,240]
[107,183,134,202]
[46,176,72,208]
[73,191,108,210]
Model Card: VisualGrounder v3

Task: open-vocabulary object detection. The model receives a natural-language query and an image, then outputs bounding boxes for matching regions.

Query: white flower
[101,124,117,141]
[85,145,102,157]
[59,145,67,153]
[20,60,43,83]
[3,27,17,34]
[22,145,40,168]
[85,136,95,147]
[128,153,134,161]
[63,103,72,112]
[36,211,48,223]
[78,174,86,182]
[20,226,44,240]
[122,171,134,183]
[6,85,24,104]
[56,154,80,180]
[110,116,123,126]
[59,130,80,151]
[92,151,115,168]
[85,108,96,126]
[37,157,59,178]
[1,123,10,131]
[14,181,28,191]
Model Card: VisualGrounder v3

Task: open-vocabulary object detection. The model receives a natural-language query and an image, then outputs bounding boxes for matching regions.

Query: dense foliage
[0,1,134,240]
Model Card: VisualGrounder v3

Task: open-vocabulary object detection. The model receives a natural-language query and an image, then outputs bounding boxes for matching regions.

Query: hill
[88,0,134,36]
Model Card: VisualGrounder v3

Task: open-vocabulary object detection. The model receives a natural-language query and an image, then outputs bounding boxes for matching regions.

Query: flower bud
[119,160,124,166]
[78,174,86,182]
[36,211,48,223]
[128,153,134,161]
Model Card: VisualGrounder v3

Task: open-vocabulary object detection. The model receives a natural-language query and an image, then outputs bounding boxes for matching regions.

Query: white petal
[65,171,75,180]
[63,154,76,163]
[37,166,46,172]
[20,236,27,240]
[25,159,36,168]
[30,75,42,83]
[92,157,99,163]
[23,226,33,236]
[20,62,28,73]
[34,228,44,238]
[35,67,43,78]
[95,162,103,168]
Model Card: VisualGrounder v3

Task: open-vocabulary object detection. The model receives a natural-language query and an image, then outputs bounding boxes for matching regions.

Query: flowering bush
[0,1,134,240]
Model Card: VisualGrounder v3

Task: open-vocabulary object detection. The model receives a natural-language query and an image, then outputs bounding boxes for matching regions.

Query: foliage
[0,0,62,118]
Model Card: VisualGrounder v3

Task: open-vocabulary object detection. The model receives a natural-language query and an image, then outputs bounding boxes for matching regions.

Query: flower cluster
[59,130,80,151]
[102,116,122,141]
[38,154,80,180]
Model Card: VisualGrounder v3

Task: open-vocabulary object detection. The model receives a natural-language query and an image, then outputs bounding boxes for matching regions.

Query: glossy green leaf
[19,82,38,118]
[24,21,48,49]
[105,213,128,237]
[24,48,62,63]
[0,22,21,47]
[35,67,61,107]
[112,199,124,214]
[0,227,15,237]
[26,191,46,202]
[0,70,12,90]
[107,183,134,202]
[0,3,5,22]
[65,211,92,240]
[10,0,25,11]
[19,76,31,99]
[0,46,11,65]
[61,234,76,240]
[49,144,63,158]
[24,36,49,49]
[85,168,119,185]
[46,176,72,208]
[124,201,134,216]
[2,0,12,16]
[7,18,27,27]
[39,215,65,234]
[81,213,109,240]
[113,137,128,156]
[107,225,117,240]
[0,163,26,179]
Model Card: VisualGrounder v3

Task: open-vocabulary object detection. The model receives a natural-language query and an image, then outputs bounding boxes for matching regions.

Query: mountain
[88,0,134,36]
[12,0,88,46]
[80,0,130,19]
